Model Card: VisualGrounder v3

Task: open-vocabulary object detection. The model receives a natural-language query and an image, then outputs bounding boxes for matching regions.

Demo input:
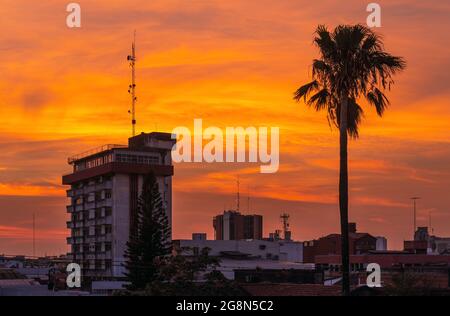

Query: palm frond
[293,80,319,102]
[366,88,389,116]
[307,88,330,111]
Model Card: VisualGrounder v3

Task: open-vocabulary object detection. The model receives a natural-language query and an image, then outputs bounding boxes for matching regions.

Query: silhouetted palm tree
[294,24,405,295]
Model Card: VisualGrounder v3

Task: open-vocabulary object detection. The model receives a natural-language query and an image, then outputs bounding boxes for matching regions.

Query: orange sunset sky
[0,0,449,255]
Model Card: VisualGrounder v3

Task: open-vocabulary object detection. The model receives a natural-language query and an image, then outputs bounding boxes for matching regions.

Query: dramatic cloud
[0,0,449,253]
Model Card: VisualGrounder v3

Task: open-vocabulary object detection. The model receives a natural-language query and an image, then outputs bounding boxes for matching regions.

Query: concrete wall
[112,174,130,277]
[111,173,172,277]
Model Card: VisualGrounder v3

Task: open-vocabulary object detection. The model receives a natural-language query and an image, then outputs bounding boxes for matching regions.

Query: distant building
[303,223,380,263]
[62,132,175,279]
[175,239,304,263]
[192,233,207,241]
[174,239,311,280]
[405,227,450,255]
[213,211,263,240]
[315,252,450,272]
[376,236,388,251]
[431,237,450,255]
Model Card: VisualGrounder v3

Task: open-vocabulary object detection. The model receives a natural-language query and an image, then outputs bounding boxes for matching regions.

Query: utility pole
[32,212,36,258]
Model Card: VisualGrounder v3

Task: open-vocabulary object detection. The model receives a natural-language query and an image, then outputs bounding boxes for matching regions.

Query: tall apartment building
[213,211,263,240]
[62,132,175,279]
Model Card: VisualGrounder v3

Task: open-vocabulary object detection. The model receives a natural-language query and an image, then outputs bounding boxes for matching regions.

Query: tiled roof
[241,283,341,296]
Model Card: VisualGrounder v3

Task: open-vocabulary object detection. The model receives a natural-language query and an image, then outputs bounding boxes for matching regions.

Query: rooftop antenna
[236,176,240,212]
[411,197,420,239]
[127,31,137,137]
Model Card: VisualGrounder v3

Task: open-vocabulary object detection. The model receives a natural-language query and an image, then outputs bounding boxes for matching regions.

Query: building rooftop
[68,144,127,164]
[241,283,341,296]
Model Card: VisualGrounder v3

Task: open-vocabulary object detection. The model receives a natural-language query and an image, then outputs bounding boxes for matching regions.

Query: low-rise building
[303,223,380,263]
[174,238,313,281]
[175,239,303,262]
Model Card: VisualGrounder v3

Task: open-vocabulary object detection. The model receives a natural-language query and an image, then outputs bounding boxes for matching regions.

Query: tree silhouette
[294,24,405,295]
[124,172,171,289]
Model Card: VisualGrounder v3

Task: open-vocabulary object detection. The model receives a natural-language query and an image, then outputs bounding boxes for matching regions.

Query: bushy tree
[123,172,171,289]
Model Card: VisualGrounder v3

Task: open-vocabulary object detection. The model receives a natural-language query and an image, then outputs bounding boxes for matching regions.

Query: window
[116,153,159,165]
[105,225,112,234]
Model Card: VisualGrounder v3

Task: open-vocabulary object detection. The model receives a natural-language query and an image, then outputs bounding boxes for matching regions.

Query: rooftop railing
[68,144,127,164]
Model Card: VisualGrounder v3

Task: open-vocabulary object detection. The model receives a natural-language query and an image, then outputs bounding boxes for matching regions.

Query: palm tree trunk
[339,95,350,296]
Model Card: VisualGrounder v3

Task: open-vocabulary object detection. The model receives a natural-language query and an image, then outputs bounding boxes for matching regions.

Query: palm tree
[294,24,405,295]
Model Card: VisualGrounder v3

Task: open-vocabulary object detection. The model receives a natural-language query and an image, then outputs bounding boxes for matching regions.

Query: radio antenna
[127,31,137,136]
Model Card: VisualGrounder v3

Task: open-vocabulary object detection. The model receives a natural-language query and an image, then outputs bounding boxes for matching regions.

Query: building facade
[302,223,379,263]
[405,227,450,255]
[175,239,304,262]
[63,132,175,279]
[213,211,263,240]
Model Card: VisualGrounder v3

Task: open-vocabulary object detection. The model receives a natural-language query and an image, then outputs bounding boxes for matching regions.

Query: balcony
[86,253,96,260]
[85,201,95,209]
[67,237,74,244]
[66,221,74,229]
[66,189,74,197]
[95,181,113,191]
[96,251,112,260]
[75,254,84,260]
[96,199,112,208]
[86,219,96,226]
[95,233,112,243]
[66,205,74,213]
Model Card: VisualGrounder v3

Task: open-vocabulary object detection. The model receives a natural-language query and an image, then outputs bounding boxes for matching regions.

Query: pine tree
[124,172,172,289]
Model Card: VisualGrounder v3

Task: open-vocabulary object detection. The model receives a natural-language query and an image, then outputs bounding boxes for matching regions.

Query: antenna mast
[411,197,420,238]
[127,31,137,136]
